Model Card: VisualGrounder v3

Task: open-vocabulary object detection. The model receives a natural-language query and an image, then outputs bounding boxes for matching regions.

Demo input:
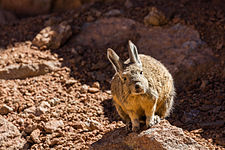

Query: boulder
[74,17,136,49]
[74,17,217,88]
[32,21,72,50]
[91,120,207,150]
[0,61,60,79]
[136,23,217,87]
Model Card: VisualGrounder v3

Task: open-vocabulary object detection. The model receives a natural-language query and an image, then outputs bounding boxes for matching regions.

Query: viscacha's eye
[140,71,143,75]
[123,77,127,81]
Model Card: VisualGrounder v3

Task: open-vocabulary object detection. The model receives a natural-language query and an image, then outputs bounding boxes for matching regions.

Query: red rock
[144,7,167,26]
[88,87,99,93]
[44,119,64,133]
[91,120,207,150]
[0,116,26,149]
[32,21,72,50]
[30,129,41,143]
[92,82,100,89]
[0,61,61,79]
[74,17,136,49]
[0,104,13,115]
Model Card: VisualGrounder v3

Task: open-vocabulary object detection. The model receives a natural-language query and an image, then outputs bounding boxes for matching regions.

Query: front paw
[153,115,161,124]
[125,122,140,132]
[146,115,161,128]
[132,125,140,132]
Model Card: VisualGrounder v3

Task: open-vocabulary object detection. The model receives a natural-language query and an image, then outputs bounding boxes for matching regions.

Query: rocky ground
[0,0,224,149]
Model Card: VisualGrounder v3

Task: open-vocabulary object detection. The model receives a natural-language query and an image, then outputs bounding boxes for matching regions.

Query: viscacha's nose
[135,84,141,91]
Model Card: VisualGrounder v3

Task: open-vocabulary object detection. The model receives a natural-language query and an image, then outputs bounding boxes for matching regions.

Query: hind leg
[114,103,130,123]
[115,104,135,131]
[157,95,174,118]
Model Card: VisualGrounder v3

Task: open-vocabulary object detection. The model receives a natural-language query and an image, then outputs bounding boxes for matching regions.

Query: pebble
[125,0,133,8]
[0,104,13,115]
[144,7,167,26]
[44,119,64,133]
[30,129,41,143]
[48,98,60,107]
[80,84,89,93]
[25,124,37,134]
[23,106,37,114]
[65,79,77,85]
[88,87,99,93]
[92,82,100,89]
[104,9,121,17]
[36,101,51,116]
[49,138,60,146]
[85,118,102,131]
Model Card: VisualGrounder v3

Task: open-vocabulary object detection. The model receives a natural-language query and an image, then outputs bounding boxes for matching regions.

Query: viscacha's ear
[128,40,142,66]
[107,48,123,73]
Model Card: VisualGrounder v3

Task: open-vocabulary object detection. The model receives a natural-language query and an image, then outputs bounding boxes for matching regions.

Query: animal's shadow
[100,98,121,123]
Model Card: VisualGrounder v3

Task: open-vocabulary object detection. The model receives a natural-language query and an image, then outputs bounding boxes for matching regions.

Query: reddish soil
[0,0,224,149]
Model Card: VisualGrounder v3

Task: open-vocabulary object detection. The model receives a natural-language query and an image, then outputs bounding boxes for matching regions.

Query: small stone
[80,84,89,93]
[200,80,208,90]
[125,0,133,8]
[44,119,64,133]
[65,79,77,85]
[105,90,111,95]
[88,87,99,93]
[87,15,95,22]
[85,119,102,131]
[92,82,100,89]
[144,7,167,26]
[199,105,214,112]
[72,122,84,130]
[23,106,37,114]
[36,101,51,116]
[49,138,60,146]
[30,129,41,143]
[0,104,13,115]
[48,98,60,107]
[25,124,37,134]
[95,10,101,17]
[104,9,121,17]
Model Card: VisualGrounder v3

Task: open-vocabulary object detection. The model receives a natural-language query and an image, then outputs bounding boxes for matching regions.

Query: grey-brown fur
[107,41,175,131]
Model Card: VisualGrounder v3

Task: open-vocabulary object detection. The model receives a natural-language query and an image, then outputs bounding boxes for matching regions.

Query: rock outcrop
[91,120,207,150]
